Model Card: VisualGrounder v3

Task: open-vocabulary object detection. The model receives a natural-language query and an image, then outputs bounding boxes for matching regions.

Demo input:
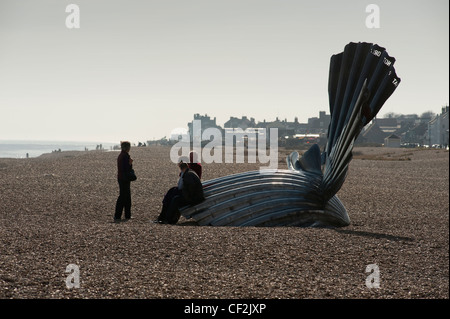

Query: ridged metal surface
[180,169,350,227]
[323,42,400,200]
[179,42,399,228]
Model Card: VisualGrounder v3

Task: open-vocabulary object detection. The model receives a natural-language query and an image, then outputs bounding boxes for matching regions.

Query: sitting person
[156,157,205,224]
[156,156,188,223]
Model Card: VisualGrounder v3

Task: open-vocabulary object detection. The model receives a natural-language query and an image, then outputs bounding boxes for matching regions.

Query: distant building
[255,117,292,140]
[188,113,223,141]
[358,115,432,146]
[402,122,428,146]
[384,134,401,148]
[307,111,331,133]
[428,106,449,147]
[374,118,401,134]
[224,116,256,130]
[255,111,330,137]
[357,122,388,144]
[183,110,335,147]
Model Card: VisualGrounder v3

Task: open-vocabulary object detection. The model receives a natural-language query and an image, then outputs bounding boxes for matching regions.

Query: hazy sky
[0,0,448,143]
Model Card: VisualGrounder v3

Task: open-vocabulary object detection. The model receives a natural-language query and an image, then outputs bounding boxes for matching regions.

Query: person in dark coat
[188,151,202,179]
[156,158,205,224]
[115,141,133,221]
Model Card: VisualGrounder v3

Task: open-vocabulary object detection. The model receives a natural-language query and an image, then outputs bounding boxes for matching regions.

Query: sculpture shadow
[333,229,415,242]
[178,220,200,227]
[176,220,415,242]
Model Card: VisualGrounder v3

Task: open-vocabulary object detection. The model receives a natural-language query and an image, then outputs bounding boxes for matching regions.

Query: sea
[0,140,118,158]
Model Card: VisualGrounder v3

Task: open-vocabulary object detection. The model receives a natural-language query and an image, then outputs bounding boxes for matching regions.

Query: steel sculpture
[180,42,401,227]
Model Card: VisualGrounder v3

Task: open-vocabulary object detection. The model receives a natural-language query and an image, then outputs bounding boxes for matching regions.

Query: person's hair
[120,141,131,151]
[179,162,188,170]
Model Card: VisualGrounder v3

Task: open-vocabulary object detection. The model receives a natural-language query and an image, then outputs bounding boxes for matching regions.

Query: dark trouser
[158,187,182,223]
[165,195,188,224]
[115,179,131,219]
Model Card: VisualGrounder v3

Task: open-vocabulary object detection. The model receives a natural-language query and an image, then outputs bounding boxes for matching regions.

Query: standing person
[158,159,204,224]
[115,141,133,222]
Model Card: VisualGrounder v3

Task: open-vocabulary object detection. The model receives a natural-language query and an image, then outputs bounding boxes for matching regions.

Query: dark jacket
[188,152,202,179]
[181,168,205,205]
[117,151,132,181]
[188,163,202,179]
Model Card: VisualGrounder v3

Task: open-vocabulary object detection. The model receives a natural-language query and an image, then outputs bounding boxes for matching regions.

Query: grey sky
[0,0,448,143]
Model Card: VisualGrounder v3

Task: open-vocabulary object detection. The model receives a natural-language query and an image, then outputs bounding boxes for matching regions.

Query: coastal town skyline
[1,0,448,143]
